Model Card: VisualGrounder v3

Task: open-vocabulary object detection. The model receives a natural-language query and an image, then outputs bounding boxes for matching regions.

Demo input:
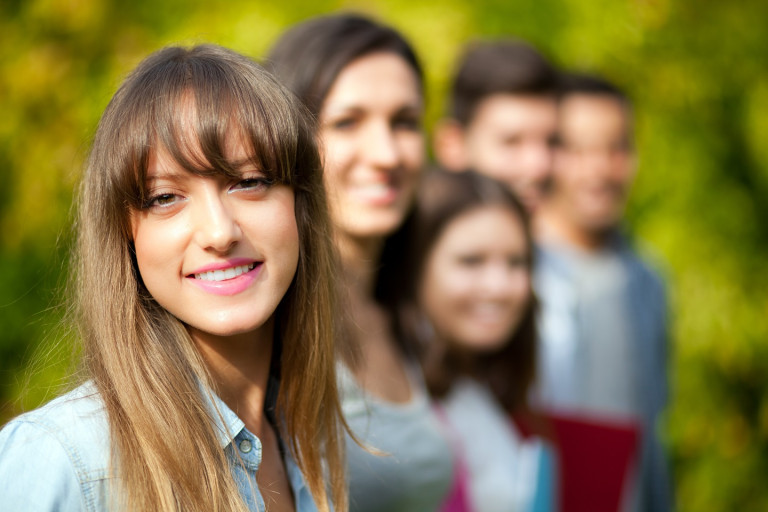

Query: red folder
[514,410,640,512]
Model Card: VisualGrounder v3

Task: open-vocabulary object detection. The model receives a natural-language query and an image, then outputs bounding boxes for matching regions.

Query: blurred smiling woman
[391,169,555,512]
[0,45,348,512]
[268,14,455,512]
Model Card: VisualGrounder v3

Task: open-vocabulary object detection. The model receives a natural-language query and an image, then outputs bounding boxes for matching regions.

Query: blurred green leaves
[1,1,766,509]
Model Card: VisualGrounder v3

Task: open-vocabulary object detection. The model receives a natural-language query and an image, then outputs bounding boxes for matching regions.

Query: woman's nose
[364,121,400,169]
[192,190,241,253]
[481,263,520,298]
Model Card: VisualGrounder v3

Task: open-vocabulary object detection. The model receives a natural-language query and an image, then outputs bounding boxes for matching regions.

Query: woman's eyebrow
[321,105,364,119]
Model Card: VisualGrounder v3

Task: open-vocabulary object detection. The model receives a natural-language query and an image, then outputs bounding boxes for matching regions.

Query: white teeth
[194,263,255,282]
[353,183,395,199]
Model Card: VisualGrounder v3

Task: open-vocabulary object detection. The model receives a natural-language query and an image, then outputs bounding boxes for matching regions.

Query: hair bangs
[109,45,303,210]
[183,53,303,187]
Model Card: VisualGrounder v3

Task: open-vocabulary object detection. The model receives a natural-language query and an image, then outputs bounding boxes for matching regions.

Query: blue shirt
[0,382,319,511]
[534,236,672,512]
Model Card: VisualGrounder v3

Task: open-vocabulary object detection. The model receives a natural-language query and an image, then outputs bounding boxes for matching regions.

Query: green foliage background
[1,0,766,509]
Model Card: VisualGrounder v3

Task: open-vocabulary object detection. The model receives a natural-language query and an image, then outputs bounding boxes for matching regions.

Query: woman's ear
[432,119,469,172]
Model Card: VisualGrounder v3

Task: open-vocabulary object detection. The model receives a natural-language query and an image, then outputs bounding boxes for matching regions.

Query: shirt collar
[200,385,318,509]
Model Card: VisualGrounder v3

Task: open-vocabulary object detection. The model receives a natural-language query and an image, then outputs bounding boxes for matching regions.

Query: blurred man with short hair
[433,40,559,213]
[534,73,673,512]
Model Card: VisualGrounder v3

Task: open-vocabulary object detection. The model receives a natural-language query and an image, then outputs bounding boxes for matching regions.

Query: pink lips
[186,258,262,296]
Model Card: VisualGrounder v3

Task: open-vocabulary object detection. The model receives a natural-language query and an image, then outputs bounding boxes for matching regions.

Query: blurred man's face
[552,93,635,234]
[461,94,558,212]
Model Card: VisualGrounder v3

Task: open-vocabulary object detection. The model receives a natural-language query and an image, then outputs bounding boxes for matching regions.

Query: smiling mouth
[192,263,257,282]
[350,182,401,205]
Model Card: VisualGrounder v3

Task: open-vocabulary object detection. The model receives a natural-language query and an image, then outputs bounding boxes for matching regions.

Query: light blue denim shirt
[0,381,319,511]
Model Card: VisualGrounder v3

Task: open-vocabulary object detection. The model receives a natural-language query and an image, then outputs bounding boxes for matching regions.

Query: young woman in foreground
[268,14,455,512]
[0,44,347,512]
[391,169,555,512]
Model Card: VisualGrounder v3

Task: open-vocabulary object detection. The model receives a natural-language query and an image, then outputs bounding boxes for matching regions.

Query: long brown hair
[385,169,538,413]
[76,44,345,511]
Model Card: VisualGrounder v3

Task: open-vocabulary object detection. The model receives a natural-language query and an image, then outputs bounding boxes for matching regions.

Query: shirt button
[239,439,253,453]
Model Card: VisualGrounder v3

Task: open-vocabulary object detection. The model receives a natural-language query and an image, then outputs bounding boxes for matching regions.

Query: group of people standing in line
[0,12,672,512]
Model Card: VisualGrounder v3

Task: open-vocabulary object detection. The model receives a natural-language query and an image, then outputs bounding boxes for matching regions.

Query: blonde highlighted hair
[76,44,346,511]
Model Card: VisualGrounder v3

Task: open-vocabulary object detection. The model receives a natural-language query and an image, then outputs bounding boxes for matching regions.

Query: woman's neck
[335,230,414,403]
[191,321,274,437]
[336,231,384,299]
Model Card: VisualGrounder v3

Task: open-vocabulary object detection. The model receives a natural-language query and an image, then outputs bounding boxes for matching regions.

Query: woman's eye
[457,255,484,267]
[329,117,358,131]
[508,256,529,268]
[145,193,180,209]
[231,177,273,193]
[392,115,421,131]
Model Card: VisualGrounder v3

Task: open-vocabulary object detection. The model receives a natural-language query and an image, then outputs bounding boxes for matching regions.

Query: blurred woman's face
[319,52,424,241]
[419,205,531,352]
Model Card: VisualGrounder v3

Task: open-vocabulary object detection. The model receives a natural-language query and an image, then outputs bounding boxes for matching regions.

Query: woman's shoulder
[3,382,108,445]
[336,359,428,419]
[0,382,111,511]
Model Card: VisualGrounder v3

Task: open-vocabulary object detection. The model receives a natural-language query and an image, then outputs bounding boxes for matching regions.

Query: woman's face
[130,115,299,344]
[419,205,531,352]
[319,52,424,240]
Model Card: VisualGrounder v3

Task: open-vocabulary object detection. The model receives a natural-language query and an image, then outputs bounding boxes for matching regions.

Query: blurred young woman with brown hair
[387,169,555,512]
[268,14,455,512]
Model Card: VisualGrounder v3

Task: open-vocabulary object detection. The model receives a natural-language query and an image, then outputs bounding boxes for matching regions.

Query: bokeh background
[1,0,766,509]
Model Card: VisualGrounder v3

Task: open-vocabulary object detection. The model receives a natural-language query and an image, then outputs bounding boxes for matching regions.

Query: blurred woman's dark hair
[265,13,424,117]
